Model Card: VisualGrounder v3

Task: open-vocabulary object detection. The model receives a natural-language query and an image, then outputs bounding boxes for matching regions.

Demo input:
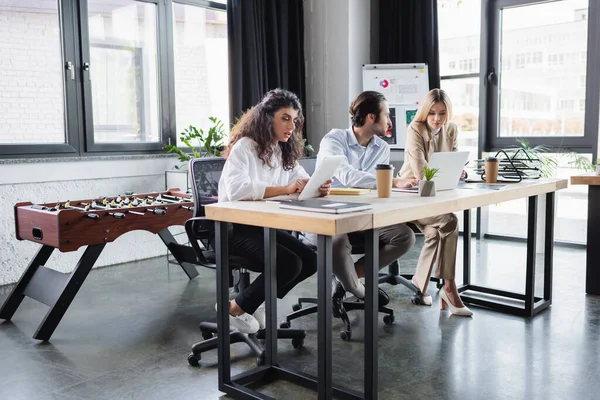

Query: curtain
[227,0,306,126]
[377,0,441,89]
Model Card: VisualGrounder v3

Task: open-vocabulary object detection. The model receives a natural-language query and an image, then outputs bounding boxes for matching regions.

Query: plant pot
[418,180,436,197]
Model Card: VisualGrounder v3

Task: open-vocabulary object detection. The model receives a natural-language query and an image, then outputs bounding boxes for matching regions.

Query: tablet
[298,155,345,200]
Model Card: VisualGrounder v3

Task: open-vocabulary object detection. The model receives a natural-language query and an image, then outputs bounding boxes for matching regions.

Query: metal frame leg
[264,228,277,367]
[524,195,538,316]
[316,234,333,400]
[364,228,379,399]
[586,186,600,294]
[463,209,471,285]
[458,193,554,317]
[215,221,232,391]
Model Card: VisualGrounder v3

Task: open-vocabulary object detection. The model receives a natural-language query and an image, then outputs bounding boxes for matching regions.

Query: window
[0,1,70,149]
[486,0,597,152]
[438,0,482,163]
[0,0,228,158]
[172,2,229,144]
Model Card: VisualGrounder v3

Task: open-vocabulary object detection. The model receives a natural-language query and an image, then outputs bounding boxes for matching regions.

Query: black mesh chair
[185,158,306,367]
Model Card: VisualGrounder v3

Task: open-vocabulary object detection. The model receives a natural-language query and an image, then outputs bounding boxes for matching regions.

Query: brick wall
[0,9,65,143]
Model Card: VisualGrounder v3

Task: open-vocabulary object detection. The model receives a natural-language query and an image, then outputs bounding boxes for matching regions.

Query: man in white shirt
[317,91,418,310]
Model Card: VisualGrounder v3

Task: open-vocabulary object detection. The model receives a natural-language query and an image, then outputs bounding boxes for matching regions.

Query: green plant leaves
[423,166,440,181]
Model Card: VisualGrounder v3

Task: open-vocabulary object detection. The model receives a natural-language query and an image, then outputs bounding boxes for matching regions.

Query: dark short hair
[349,91,387,127]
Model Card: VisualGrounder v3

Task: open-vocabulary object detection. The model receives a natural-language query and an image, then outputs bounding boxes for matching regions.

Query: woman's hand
[318,179,332,197]
[286,178,309,194]
[392,178,418,188]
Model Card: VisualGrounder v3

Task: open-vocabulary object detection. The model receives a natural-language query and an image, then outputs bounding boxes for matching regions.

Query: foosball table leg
[31,244,105,341]
[0,245,55,321]
[158,228,199,279]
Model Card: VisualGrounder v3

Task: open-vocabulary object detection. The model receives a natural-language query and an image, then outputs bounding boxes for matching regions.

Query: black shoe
[331,276,346,318]
[358,288,390,307]
[378,288,390,306]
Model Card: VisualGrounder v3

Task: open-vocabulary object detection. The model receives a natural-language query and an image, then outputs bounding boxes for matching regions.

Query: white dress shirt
[317,128,390,189]
[218,137,310,202]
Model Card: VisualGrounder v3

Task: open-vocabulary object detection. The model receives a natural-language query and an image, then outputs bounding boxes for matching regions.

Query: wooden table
[205,178,567,400]
[570,174,600,294]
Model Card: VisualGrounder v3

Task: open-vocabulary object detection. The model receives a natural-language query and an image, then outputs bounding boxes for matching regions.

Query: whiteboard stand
[362,63,430,149]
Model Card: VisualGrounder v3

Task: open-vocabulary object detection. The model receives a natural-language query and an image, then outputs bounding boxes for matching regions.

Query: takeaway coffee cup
[484,157,499,183]
[375,164,393,198]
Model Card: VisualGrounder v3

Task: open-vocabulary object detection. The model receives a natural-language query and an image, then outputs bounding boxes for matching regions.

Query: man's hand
[318,179,332,197]
[286,178,309,194]
[392,177,418,188]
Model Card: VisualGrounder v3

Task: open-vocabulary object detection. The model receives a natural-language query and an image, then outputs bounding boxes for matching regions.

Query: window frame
[0,0,227,159]
[483,0,600,159]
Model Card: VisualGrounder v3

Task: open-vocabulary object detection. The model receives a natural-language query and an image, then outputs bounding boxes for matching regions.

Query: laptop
[393,151,469,193]
[428,151,470,191]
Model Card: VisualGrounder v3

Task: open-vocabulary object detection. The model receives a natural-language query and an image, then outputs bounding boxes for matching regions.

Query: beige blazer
[398,121,459,180]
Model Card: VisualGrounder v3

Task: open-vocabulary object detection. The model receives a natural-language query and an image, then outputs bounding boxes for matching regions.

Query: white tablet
[298,155,345,200]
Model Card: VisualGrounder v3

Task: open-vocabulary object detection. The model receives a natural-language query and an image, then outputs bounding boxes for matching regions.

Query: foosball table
[0,189,200,341]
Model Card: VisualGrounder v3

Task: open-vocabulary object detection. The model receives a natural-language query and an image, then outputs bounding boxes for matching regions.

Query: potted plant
[163,116,226,190]
[164,116,227,170]
[419,166,439,197]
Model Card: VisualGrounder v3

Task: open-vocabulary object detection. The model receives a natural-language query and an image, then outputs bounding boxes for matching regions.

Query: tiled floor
[0,236,598,400]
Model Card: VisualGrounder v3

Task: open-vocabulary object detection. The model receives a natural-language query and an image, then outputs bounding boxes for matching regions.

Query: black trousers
[231,224,318,315]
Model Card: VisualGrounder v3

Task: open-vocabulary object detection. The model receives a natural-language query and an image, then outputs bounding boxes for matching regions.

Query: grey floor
[1,236,599,400]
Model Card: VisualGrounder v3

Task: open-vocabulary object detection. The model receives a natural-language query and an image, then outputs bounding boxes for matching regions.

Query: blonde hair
[413,89,453,127]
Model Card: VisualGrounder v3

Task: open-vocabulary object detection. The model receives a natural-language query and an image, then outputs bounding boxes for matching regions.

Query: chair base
[281,261,444,341]
[188,321,306,367]
[281,297,394,342]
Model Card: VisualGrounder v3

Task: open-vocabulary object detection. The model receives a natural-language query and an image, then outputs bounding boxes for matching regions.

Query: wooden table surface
[570,174,600,185]
[205,178,568,235]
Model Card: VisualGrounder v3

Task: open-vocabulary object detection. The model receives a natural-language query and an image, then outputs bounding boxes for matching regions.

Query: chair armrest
[185,217,213,265]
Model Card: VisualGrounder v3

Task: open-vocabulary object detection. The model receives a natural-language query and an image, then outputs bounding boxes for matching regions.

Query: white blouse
[218,137,309,202]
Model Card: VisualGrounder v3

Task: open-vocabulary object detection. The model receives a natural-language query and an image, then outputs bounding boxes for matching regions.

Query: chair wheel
[383,315,395,325]
[280,321,291,329]
[292,338,304,348]
[188,354,200,367]
[201,331,213,340]
[340,330,351,341]
[411,295,421,305]
[292,303,302,312]
[256,353,266,366]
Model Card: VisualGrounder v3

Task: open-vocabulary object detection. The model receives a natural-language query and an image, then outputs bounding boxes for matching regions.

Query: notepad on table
[329,188,372,196]
[278,199,372,214]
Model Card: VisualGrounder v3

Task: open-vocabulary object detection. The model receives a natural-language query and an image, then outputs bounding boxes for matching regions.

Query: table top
[204,178,567,235]
[570,174,600,186]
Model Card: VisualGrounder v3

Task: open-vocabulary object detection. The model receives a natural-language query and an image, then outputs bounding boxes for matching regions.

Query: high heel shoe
[439,288,473,317]
[411,278,432,306]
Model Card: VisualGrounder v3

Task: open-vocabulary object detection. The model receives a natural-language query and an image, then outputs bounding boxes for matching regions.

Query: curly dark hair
[223,88,305,171]
[349,91,387,127]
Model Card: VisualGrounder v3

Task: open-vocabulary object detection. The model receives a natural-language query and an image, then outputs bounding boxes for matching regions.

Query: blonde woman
[398,88,472,317]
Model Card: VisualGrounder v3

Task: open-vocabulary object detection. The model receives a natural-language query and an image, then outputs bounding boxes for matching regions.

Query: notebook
[278,199,372,214]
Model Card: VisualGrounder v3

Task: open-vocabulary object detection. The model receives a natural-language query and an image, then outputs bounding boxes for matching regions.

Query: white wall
[304,0,371,151]
[304,0,404,165]
[0,156,183,286]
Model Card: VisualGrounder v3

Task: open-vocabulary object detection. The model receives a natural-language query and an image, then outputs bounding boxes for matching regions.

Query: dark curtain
[377,0,440,89]
[227,0,306,128]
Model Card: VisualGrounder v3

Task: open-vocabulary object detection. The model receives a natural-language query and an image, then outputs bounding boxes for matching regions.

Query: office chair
[185,158,306,367]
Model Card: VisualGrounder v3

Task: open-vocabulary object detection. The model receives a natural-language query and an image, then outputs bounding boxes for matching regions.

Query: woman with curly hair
[218,88,330,334]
